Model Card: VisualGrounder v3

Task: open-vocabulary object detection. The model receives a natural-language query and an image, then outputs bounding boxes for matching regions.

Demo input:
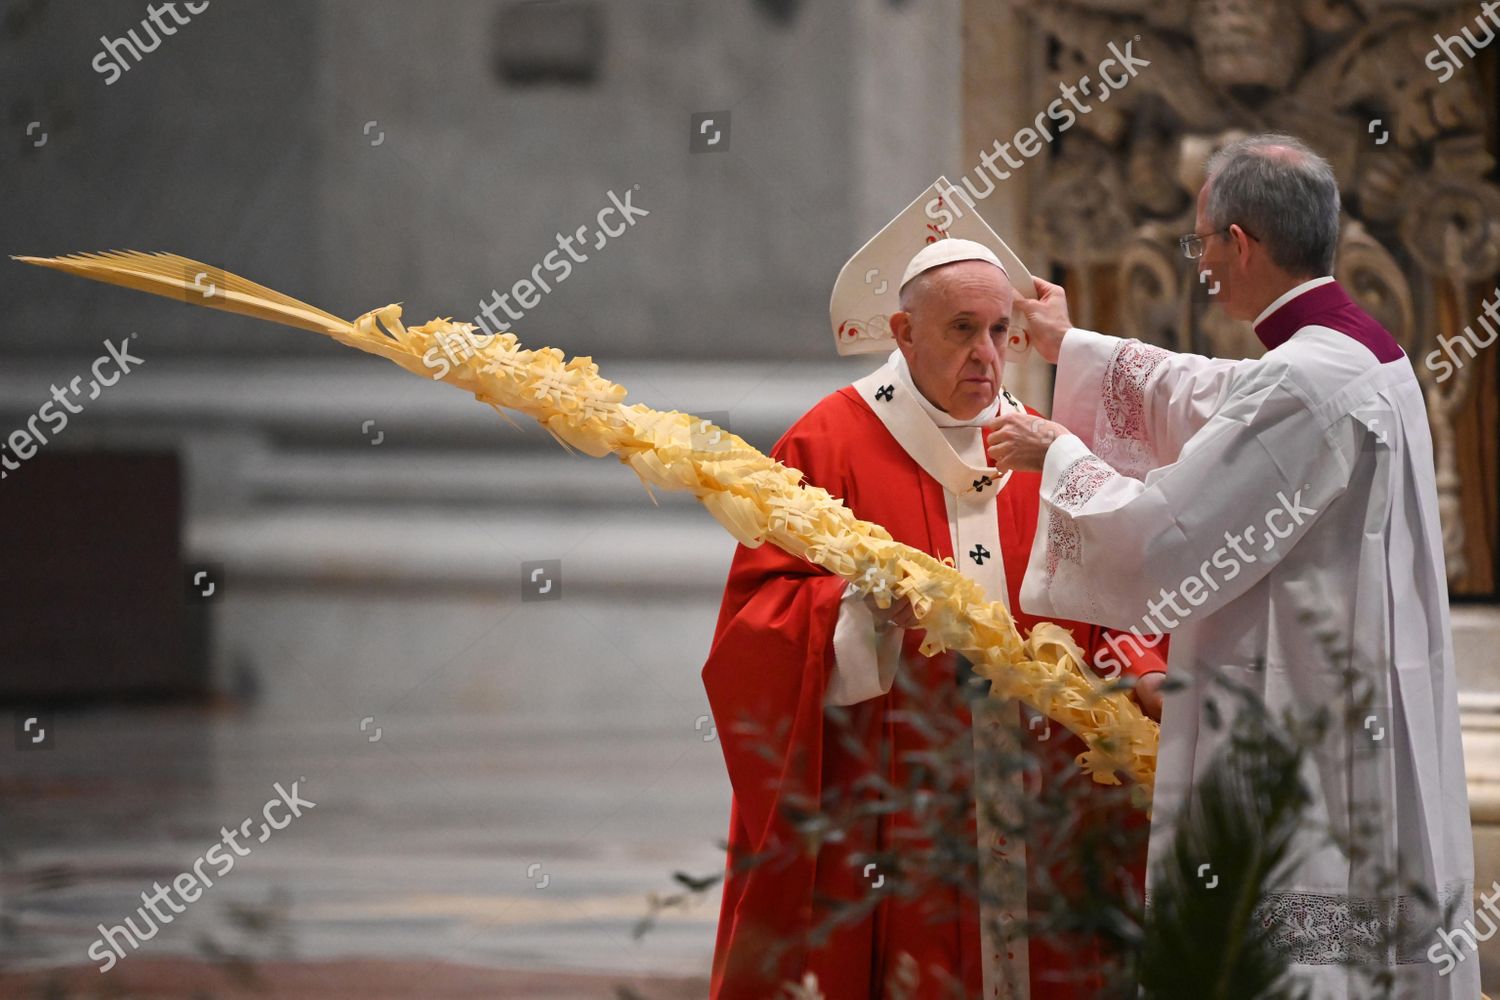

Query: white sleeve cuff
[1020,433,1094,620]
[1040,432,1092,497]
[1058,327,1115,368]
[826,582,904,706]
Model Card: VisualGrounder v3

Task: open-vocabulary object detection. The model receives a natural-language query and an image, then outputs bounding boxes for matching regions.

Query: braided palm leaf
[15,250,1160,788]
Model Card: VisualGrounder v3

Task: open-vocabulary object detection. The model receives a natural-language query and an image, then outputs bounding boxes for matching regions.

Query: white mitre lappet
[829,176,1037,357]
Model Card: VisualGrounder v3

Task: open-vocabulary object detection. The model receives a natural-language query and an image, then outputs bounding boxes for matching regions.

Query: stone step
[1453,607,1500,703]
[240,448,703,510]
[188,505,737,594]
[0,357,866,452]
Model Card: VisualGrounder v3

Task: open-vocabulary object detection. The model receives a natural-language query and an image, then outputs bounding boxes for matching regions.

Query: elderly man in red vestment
[701,183,1167,1000]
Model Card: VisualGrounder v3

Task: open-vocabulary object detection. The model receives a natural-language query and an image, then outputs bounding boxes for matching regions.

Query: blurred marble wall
[0,0,973,718]
[2,0,961,364]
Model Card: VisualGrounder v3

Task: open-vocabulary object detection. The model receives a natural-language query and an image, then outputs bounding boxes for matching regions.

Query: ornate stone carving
[1012,0,1498,588]
[1191,0,1307,91]
[1337,220,1416,353]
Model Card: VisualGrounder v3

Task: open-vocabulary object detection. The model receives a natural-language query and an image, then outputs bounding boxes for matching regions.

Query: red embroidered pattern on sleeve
[1103,339,1171,442]
[1046,456,1116,577]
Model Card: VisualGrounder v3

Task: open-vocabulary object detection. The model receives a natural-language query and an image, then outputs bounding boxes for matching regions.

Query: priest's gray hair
[1203,133,1340,278]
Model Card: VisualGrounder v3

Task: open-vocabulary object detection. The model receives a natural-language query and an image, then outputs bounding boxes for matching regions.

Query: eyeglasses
[1176,226,1257,260]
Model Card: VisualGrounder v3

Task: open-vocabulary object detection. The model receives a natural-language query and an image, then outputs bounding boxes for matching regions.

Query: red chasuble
[702,386,1165,1000]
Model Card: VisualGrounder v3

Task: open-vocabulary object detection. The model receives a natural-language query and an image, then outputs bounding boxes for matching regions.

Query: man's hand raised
[1014,276,1073,364]
[1133,671,1166,722]
[986,412,1067,474]
[864,593,919,632]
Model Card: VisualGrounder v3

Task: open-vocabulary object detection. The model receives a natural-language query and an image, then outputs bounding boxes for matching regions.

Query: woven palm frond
[15,250,1160,789]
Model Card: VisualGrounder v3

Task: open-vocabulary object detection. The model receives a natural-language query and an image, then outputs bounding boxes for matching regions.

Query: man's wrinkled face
[891,260,1013,421]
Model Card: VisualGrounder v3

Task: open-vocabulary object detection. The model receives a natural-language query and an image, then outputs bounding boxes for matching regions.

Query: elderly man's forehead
[909,259,1010,301]
[919,258,1008,290]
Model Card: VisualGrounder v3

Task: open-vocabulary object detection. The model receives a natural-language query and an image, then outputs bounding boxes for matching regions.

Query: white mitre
[829,177,1036,357]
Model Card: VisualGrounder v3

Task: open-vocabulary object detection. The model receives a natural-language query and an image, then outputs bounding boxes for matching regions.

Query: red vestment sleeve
[701,426,848,849]
[700,426,853,995]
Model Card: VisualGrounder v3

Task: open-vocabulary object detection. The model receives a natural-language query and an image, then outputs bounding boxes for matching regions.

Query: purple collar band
[1253,280,1404,362]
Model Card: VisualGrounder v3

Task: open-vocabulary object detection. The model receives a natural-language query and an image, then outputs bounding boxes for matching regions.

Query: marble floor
[1,703,729,997]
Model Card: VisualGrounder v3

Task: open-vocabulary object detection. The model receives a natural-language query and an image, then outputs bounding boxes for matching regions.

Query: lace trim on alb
[1046,456,1115,577]
[1094,339,1169,479]
[1103,339,1170,441]
[1147,879,1475,967]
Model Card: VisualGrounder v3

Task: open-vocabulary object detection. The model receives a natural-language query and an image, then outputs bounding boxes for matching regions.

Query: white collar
[1253,275,1336,328]
[891,350,1004,429]
[853,353,1016,498]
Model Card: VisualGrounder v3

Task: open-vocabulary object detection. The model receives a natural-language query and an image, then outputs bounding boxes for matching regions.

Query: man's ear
[1231,224,1255,267]
[890,311,914,350]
